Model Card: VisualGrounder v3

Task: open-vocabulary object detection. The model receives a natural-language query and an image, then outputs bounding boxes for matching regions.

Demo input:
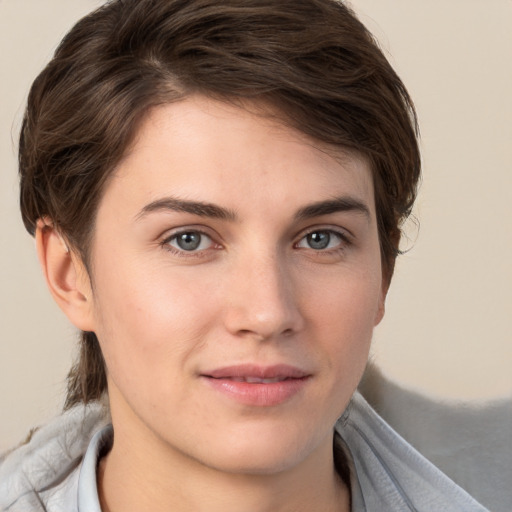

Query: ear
[373,277,388,326]
[36,219,96,332]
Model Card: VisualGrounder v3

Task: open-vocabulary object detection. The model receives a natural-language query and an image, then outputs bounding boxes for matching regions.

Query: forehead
[102,96,375,220]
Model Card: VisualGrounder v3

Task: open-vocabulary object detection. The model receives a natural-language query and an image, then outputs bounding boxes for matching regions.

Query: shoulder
[0,402,108,512]
[337,391,490,512]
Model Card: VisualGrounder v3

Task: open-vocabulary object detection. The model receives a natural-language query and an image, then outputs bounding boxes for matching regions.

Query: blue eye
[167,231,213,252]
[297,230,344,250]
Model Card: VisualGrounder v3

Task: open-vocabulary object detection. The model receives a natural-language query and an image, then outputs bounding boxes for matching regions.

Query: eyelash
[294,227,352,254]
[159,227,352,258]
[160,228,219,258]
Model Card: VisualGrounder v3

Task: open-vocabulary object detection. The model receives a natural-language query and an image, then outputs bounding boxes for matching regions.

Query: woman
[0,0,488,510]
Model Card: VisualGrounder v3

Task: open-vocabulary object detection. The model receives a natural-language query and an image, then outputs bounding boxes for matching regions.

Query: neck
[98,417,350,512]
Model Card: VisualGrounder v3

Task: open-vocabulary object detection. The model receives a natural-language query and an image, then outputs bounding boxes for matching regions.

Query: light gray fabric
[359,363,512,512]
[0,402,108,512]
[339,393,488,511]
[0,392,489,511]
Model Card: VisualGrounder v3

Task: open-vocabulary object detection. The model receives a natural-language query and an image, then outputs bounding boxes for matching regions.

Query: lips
[223,376,290,383]
[201,364,310,406]
[204,363,309,380]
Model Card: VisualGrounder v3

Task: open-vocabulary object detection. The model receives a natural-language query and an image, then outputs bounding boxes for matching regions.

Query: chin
[194,423,324,476]
[205,448,306,476]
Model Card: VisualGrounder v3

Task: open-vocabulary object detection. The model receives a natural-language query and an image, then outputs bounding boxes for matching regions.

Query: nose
[222,251,305,341]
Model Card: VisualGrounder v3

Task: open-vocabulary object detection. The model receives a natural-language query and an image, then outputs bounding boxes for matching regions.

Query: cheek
[94,257,212,331]
[306,261,382,324]
[89,262,218,394]
[302,265,382,367]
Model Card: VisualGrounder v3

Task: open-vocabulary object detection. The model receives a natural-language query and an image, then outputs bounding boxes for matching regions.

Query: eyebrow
[294,197,370,221]
[135,195,370,223]
[135,197,237,221]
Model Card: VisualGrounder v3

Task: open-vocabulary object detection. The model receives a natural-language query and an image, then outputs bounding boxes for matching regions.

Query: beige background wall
[1,0,510,452]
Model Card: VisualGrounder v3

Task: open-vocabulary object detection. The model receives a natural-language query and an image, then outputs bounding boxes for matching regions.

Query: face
[82,96,385,475]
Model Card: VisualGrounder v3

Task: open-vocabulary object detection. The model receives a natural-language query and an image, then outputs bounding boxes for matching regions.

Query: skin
[38,96,386,512]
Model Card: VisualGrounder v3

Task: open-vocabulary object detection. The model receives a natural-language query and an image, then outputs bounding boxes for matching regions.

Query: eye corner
[294,227,352,252]
[159,227,223,258]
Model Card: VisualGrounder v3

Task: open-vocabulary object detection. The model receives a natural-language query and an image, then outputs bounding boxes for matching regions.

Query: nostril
[234,327,295,341]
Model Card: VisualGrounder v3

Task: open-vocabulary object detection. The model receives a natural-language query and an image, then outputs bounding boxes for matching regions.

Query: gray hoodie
[0,393,488,512]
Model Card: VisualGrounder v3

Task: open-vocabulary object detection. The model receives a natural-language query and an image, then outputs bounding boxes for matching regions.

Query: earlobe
[374,294,386,326]
[374,280,388,326]
[35,219,96,332]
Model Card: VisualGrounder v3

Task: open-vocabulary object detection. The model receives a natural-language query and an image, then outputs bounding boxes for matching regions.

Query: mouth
[215,376,297,384]
[200,364,311,406]
[203,363,309,380]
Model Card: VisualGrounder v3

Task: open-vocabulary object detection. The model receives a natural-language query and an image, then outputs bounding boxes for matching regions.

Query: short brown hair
[19,0,420,408]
